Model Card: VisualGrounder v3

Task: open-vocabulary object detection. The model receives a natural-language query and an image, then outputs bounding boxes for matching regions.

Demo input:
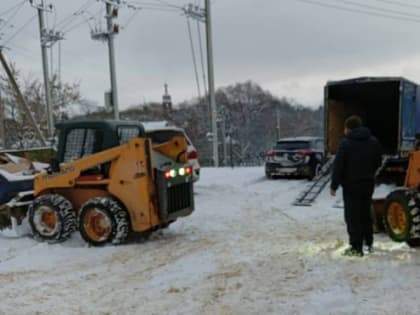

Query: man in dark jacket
[330,115,382,257]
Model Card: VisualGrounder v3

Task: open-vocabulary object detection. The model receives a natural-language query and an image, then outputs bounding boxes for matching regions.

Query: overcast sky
[2,0,420,110]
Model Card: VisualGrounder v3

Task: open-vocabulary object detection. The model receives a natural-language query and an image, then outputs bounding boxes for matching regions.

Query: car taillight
[266,150,276,157]
[297,150,314,156]
[188,150,198,159]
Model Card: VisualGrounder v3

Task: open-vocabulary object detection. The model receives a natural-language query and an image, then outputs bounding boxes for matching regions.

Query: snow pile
[0,167,419,314]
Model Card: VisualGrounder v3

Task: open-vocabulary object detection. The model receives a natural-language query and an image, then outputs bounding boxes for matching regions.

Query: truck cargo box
[325,77,419,155]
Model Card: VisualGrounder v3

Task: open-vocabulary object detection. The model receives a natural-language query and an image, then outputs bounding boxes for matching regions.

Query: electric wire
[55,0,95,28]
[121,9,140,29]
[125,1,182,11]
[61,16,95,34]
[2,14,37,47]
[186,16,202,99]
[295,0,420,24]
[59,6,103,34]
[335,0,420,19]
[152,0,184,10]
[0,1,26,33]
[0,0,27,18]
[373,0,420,10]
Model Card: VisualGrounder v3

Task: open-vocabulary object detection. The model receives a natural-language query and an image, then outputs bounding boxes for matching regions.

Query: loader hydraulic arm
[33,138,151,196]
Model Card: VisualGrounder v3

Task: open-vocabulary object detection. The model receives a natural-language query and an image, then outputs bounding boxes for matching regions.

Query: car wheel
[308,163,321,181]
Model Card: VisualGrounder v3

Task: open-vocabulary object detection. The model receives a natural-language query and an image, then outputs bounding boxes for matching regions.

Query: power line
[186,16,202,98]
[2,14,37,47]
[152,0,184,10]
[59,6,104,34]
[138,6,180,12]
[295,0,420,24]
[373,0,420,10]
[61,16,95,34]
[335,0,420,19]
[0,1,27,33]
[0,0,27,18]
[121,8,141,29]
[125,1,181,12]
[55,0,95,28]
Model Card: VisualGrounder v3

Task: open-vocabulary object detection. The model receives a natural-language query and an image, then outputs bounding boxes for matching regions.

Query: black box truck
[324,76,420,184]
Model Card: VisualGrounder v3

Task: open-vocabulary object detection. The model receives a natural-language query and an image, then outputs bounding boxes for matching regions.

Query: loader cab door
[61,128,104,163]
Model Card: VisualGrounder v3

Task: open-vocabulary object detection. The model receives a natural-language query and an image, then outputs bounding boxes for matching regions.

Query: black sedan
[265,137,325,180]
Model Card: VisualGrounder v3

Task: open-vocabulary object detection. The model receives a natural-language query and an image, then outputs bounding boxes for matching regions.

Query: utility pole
[220,117,227,166]
[0,49,46,146]
[0,89,4,149]
[276,109,281,140]
[184,2,218,166]
[205,0,218,167]
[92,1,120,119]
[31,0,58,138]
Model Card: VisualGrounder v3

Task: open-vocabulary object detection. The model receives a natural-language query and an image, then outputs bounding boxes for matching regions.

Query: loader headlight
[164,166,193,179]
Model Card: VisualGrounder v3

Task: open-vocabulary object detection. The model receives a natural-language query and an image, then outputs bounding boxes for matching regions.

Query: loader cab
[55,120,145,163]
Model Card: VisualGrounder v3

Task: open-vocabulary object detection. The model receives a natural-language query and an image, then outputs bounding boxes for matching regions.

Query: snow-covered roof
[142,121,170,131]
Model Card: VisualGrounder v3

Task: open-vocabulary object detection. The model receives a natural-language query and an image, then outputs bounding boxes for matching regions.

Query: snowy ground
[1,167,420,315]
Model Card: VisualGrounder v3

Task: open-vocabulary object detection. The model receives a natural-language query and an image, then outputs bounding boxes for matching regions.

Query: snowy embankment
[0,167,419,315]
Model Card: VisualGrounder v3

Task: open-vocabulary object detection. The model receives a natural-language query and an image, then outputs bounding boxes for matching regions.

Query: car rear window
[146,130,185,144]
[274,141,310,150]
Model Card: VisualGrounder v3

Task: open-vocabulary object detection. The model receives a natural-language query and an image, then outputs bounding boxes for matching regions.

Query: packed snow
[0,167,419,315]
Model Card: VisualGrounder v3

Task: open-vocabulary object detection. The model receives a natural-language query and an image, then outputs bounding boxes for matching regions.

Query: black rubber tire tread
[383,189,420,245]
[308,163,321,181]
[407,238,420,247]
[78,197,130,246]
[28,194,76,243]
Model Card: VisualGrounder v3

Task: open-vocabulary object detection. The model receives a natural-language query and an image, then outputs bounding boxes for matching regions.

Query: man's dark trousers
[342,181,374,251]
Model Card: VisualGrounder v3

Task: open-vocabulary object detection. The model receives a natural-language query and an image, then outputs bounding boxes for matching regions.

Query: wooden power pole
[0,49,46,146]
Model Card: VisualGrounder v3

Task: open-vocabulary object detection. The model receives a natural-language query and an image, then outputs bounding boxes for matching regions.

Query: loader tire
[28,194,76,243]
[383,189,420,246]
[78,197,129,246]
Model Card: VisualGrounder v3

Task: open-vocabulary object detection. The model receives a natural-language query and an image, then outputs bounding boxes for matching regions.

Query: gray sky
[2,0,420,109]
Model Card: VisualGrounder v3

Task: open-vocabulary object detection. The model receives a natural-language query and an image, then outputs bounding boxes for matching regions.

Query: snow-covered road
[0,167,419,315]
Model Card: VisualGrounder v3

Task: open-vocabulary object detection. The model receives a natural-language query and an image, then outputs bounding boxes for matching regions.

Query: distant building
[162,83,172,111]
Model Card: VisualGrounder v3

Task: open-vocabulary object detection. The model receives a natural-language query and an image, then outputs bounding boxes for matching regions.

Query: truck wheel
[28,194,76,243]
[78,197,129,246]
[383,189,420,245]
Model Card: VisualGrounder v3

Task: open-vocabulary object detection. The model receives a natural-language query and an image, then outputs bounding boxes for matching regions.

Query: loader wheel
[383,189,420,246]
[78,197,129,246]
[28,194,76,243]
